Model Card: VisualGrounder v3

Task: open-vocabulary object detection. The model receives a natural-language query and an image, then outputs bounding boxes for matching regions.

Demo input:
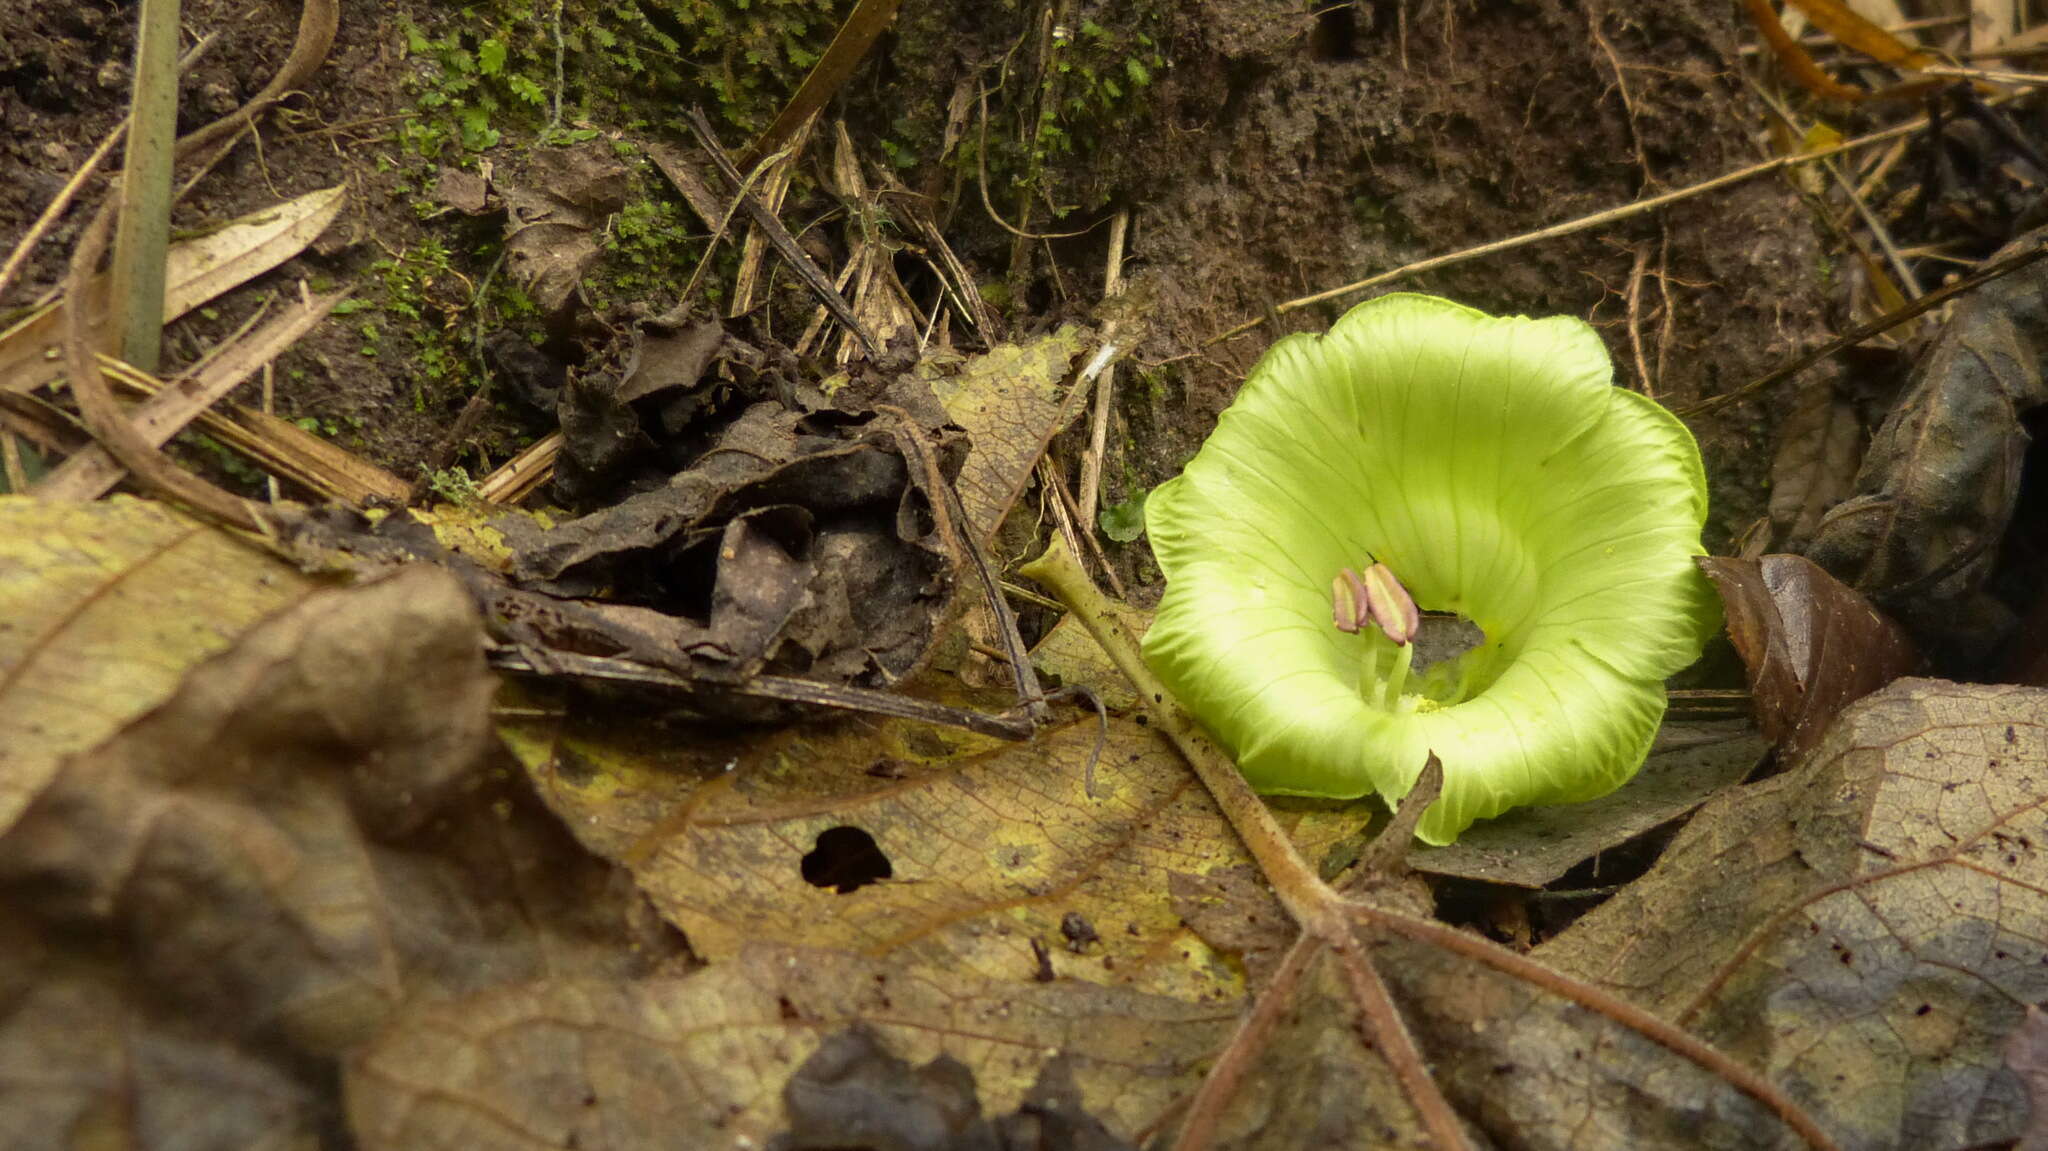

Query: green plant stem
[110,0,182,371]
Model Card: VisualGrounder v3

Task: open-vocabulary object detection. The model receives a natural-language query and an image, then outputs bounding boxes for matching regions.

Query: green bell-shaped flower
[1142,293,1718,844]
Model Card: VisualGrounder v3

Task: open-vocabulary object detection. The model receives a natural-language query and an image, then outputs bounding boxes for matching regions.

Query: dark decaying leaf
[496,401,964,684]
[1699,553,1918,764]
[1768,375,1865,551]
[1807,228,2048,668]
[552,301,732,503]
[1413,720,1767,888]
[0,566,680,1146]
[495,144,630,319]
[1540,678,2048,1151]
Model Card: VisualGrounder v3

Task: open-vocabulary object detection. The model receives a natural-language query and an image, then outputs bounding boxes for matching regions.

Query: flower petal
[1142,293,1716,843]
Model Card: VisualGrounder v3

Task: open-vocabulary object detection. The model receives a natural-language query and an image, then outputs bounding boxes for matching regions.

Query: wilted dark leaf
[1807,229,2048,666]
[1413,720,1767,888]
[1699,553,1918,763]
[1540,678,2048,1151]
[772,1028,1136,1151]
[1768,376,1864,551]
[496,144,629,318]
[492,402,962,685]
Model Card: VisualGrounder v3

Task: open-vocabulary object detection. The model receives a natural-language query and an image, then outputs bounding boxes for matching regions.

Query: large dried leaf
[347,943,1232,1150]
[0,551,678,1143]
[1808,229,2048,663]
[499,700,1379,999]
[1700,553,1918,763]
[0,495,314,832]
[1539,678,2048,1151]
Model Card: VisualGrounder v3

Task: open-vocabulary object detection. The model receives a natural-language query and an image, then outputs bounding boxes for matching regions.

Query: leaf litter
[9,10,2048,1150]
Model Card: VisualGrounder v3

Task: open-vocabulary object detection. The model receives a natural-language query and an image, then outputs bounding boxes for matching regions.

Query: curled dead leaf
[1700,553,1917,763]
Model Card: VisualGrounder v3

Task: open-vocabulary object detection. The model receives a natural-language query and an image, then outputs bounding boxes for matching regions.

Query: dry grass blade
[737,0,903,171]
[1,186,346,396]
[60,204,258,529]
[196,403,409,504]
[34,291,345,501]
[475,432,559,504]
[1078,209,1129,529]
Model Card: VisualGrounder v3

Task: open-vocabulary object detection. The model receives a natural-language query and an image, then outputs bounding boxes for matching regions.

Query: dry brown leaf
[1413,720,1767,888]
[346,942,1233,1150]
[499,700,1379,1000]
[0,495,315,833]
[0,553,680,1142]
[919,326,1089,545]
[1700,553,1918,763]
[1768,377,1864,551]
[1808,229,2048,664]
[1539,678,2048,1151]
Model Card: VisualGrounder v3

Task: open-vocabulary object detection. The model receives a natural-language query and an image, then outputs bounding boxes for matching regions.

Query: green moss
[395,0,848,166]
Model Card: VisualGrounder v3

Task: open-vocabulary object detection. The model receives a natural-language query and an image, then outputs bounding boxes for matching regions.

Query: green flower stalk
[1142,293,1718,844]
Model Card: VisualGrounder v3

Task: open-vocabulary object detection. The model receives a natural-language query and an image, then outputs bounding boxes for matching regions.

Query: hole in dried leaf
[801,825,893,894]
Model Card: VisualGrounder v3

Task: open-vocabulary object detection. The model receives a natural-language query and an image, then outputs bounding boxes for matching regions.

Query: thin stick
[1018,540,1344,937]
[1078,209,1129,528]
[486,646,1040,740]
[1042,457,1128,600]
[1331,937,1475,1151]
[1200,108,1959,348]
[1023,537,1845,1151]
[685,109,880,357]
[261,361,280,502]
